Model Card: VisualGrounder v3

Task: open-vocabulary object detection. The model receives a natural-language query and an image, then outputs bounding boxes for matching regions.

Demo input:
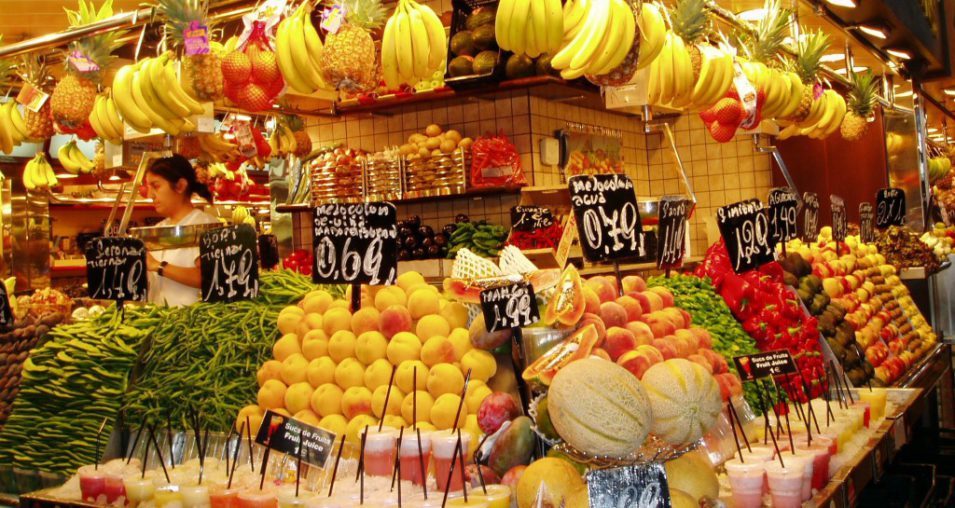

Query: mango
[487,416,535,476]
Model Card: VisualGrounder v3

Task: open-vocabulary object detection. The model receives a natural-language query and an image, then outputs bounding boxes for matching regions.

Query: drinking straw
[140,427,152,479]
[440,435,464,508]
[166,412,176,470]
[758,390,784,468]
[148,425,171,483]
[379,365,398,432]
[456,429,468,503]
[451,369,472,430]
[417,428,428,500]
[727,404,744,462]
[295,429,303,497]
[797,373,821,435]
[259,422,277,491]
[246,415,255,471]
[783,403,795,455]
[199,428,209,485]
[356,426,368,482]
[327,435,346,497]
[95,417,108,471]
[224,424,236,474]
[391,428,404,492]
[359,426,368,504]
[727,401,751,452]
[841,369,855,404]
[413,366,418,430]
[227,422,245,489]
[474,447,487,495]
[127,415,148,464]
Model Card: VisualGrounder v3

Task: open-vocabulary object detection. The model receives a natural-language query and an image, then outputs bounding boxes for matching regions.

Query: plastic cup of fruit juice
[102,474,126,505]
[209,487,240,508]
[431,431,470,493]
[399,430,433,486]
[791,450,816,500]
[473,485,510,508]
[125,477,157,506]
[850,401,871,428]
[796,443,831,491]
[766,456,808,508]
[180,484,211,508]
[277,488,310,508]
[445,496,490,507]
[363,428,398,478]
[155,487,185,508]
[725,459,766,508]
[859,389,887,421]
[236,490,278,508]
[743,445,774,463]
[78,466,107,504]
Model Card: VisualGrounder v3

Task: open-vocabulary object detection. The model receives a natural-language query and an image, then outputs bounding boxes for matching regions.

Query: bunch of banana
[198,133,239,162]
[111,54,204,135]
[777,89,846,140]
[551,0,636,80]
[381,0,447,88]
[0,101,31,154]
[635,2,666,70]
[275,2,331,95]
[88,92,125,144]
[683,46,734,109]
[929,156,952,183]
[646,32,692,107]
[739,61,804,120]
[57,140,95,175]
[268,122,299,157]
[22,153,58,191]
[497,0,563,58]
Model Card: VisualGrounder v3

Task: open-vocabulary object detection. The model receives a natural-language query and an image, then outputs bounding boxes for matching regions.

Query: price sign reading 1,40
[312,203,398,286]
[831,194,847,242]
[859,202,875,243]
[717,198,774,274]
[656,197,690,270]
[876,188,906,228]
[480,281,540,333]
[768,187,799,248]
[568,174,644,262]
[802,192,820,243]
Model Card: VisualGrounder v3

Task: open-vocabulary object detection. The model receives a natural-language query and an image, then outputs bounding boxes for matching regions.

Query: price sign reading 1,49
[312,203,398,286]
[802,192,820,243]
[656,197,690,269]
[480,281,540,333]
[876,188,906,228]
[768,187,799,248]
[830,194,847,242]
[717,199,774,274]
[568,174,644,262]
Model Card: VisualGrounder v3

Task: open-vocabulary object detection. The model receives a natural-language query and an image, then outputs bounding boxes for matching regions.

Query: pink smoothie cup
[796,443,831,491]
[766,456,808,508]
[725,459,765,508]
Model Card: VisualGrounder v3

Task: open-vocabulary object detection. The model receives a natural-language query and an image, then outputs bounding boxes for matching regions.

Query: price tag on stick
[876,188,906,228]
[568,174,645,263]
[802,192,820,243]
[85,237,148,302]
[860,203,875,243]
[312,203,398,286]
[587,463,671,508]
[831,194,847,242]
[0,283,13,329]
[480,282,539,333]
[200,225,260,303]
[510,206,554,232]
[768,187,800,250]
[656,197,690,271]
[717,199,774,273]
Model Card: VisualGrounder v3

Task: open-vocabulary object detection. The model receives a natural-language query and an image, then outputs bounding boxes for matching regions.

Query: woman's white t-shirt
[147,208,221,307]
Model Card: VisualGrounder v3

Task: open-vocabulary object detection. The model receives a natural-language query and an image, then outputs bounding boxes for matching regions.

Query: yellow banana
[291,6,324,91]
[655,35,674,105]
[70,142,95,173]
[413,0,446,72]
[670,34,693,107]
[706,52,735,106]
[58,141,82,175]
[636,3,665,69]
[131,68,178,135]
[0,105,14,154]
[95,94,122,141]
[528,0,547,58]
[564,0,591,42]
[543,0,563,53]
[647,48,661,105]
[112,64,152,132]
[690,46,716,106]
[276,8,313,94]
[8,102,29,142]
[162,58,204,115]
[591,0,633,75]
[381,14,401,88]
[569,0,610,71]
[408,4,430,80]
[104,92,126,139]
[496,0,515,50]
[146,56,189,119]
[395,3,415,83]
[23,157,37,191]
[509,0,531,56]
[87,95,111,141]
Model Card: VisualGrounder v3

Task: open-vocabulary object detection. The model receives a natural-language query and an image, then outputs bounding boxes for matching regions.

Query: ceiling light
[886,48,912,60]
[826,0,857,7]
[834,66,870,74]
[57,173,78,179]
[895,90,913,98]
[738,8,765,21]
[943,88,955,96]
[855,24,888,39]
[820,53,846,63]
[928,127,939,133]
[108,174,122,181]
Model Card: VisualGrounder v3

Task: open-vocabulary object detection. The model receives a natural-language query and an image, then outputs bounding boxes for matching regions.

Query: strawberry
[713,98,742,126]
[221,50,251,84]
[709,121,737,143]
[235,83,273,112]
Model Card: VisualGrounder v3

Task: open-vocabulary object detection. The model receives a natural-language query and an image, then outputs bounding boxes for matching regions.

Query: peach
[363,358,394,391]
[397,271,426,291]
[310,383,344,417]
[408,290,441,319]
[604,327,638,361]
[641,291,664,312]
[350,307,380,335]
[632,293,652,315]
[602,276,620,295]
[333,358,365,389]
[669,335,696,358]
[581,287,602,315]
[651,338,678,360]
[586,278,616,303]
[687,354,714,374]
[302,290,333,314]
[622,275,647,293]
[374,286,407,311]
[306,356,336,387]
[303,313,324,331]
[387,332,422,364]
[440,302,469,330]
[322,307,353,336]
[416,314,451,340]
[379,305,413,339]
[591,348,612,361]
[689,326,713,349]
[284,382,314,415]
[257,360,283,386]
[617,345,663,379]
[401,390,434,425]
[646,314,677,338]
[395,360,429,393]
[660,307,687,329]
[625,321,655,346]
[714,373,743,400]
[371,385,405,418]
[341,386,374,419]
[421,336,457,367]
[577,313,607,345]
[646,286,674,308]
[355,331,388,365]
[301,330,329,361]
[599,301,628,329]
[280,354,309,385]
[615,295,644,322]
[460,349,497,382]
[673,329,699,350]
[700,349,729,374]
[327,330,357,362]
[678,308,693,328]
[258,379,287,410]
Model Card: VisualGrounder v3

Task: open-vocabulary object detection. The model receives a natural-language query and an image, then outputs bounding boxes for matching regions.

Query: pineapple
[841,71,878,141]
[747,0,790,65]
[789,31,829,121]
[157,0,224,101]
[320,0,387,92]
[16,56,55,140]
[669,0,710,81]
[50,0,125,129]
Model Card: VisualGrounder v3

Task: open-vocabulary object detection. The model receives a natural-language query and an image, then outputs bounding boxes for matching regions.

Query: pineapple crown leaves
[64,0,128,71]
[750,0,791,64]
[16,55,53,90]
[669,0,711,45]
[793,30,830,84]
[156,0,211,47]
[847,71,878,116]
[325,0,386,30]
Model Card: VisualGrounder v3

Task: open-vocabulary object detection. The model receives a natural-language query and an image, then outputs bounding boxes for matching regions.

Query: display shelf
[275,185,524,213]
[899,261,951,280]
[49,198,270,211]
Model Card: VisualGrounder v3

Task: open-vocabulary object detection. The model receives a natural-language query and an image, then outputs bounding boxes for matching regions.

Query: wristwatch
[157,261,169,277]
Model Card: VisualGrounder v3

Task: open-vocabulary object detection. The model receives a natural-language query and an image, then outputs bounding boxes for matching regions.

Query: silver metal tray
[128,223,223,251]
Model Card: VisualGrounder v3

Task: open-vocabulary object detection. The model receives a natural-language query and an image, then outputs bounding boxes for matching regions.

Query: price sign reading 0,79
[312,203,398,286]
[568,174,644,262]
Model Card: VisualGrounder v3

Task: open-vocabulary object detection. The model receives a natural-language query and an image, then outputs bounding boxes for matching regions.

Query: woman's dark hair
[147,154,213,203]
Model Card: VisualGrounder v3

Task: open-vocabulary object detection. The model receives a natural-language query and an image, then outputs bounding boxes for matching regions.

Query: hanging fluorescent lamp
[820,53,846,63]
[855,24,888,39]
[834,66,870,74]
[943,88,955,97]
[826,0,857,8]
[886,48,912,60]
[738,8,765,21]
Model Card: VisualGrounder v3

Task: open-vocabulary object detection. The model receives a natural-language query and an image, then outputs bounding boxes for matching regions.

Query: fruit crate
[362,154,403,202]
[309,157,364,205]
[402,148,469,198]
[444,0,505,90]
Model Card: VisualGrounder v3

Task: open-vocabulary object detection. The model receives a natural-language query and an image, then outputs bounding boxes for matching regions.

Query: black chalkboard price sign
[802,192,820,243]
[656,197,690,270]
[587,463,671,508]
[831,194,847,242]
[85,237,148,302]
[768,187,799,248]
[0,283,12,329]
[480,281,539,333]
[510,206,554,232]
[312,202,398,286]
[859,202,875,243]
[568,174,644,262]
[876,188,906,228]
[717,199,774,274]
[255,410,336,468]
[200,225,259,303]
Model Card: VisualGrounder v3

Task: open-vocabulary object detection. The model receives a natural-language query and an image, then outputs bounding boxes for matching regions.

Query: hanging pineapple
[785,31,829,122]
[157,0,224,102]
[319,0,387,92]
[736,0,796,119]
[287,115,312,158]
[841,71,878,141]
[16,56,55,141]
[50,0,125,131]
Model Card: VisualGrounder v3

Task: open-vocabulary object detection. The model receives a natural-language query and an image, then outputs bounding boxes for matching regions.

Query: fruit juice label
[321,5,345,34]
[184,21,210,56]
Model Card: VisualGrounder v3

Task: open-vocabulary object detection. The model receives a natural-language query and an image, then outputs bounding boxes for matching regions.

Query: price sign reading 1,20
[656,197,690,270]
[85,237,148,302]
[859,202,875,243]
[568,174,644,262]
[312,203,398,286]
[768,187,799,248]
[831,194,847,242]
[802,192,820,243]
[876,188,906,228]
[480,281,540,333]
[717,199,774,274]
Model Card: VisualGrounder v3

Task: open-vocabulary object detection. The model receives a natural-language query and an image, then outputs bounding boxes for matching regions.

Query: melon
[663,450,719,501]
[641,359,723,445]
[541,265,585,327]
[547,357,651,458]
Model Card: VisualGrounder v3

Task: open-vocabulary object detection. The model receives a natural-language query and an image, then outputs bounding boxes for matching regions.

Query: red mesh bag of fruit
[470,131,527,188]
[221,18,285,112]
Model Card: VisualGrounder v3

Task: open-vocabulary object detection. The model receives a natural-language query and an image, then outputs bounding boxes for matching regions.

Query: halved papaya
[522,323,599,386]
[541,265,585,327]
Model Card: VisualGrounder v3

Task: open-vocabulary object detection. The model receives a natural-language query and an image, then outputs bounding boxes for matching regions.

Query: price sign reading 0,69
[312,203,398,286]
[568,174,644,262]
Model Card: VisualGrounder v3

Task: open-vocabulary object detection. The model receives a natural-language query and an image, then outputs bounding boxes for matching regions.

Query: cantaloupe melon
[641,359,723,445]
[669,488,697,508]
[664,450,719,501]
[548,357,651,458]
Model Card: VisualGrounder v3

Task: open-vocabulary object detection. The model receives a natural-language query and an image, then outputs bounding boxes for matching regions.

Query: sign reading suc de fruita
[85,237,148,302]
[717,199,774,273]
[199,224,259,303]
[255,409,336,468]
[568,174,644,262]
[312,202,398,286]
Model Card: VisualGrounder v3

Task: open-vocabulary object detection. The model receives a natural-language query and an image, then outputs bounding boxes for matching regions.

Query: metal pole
[912,77,933,232]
